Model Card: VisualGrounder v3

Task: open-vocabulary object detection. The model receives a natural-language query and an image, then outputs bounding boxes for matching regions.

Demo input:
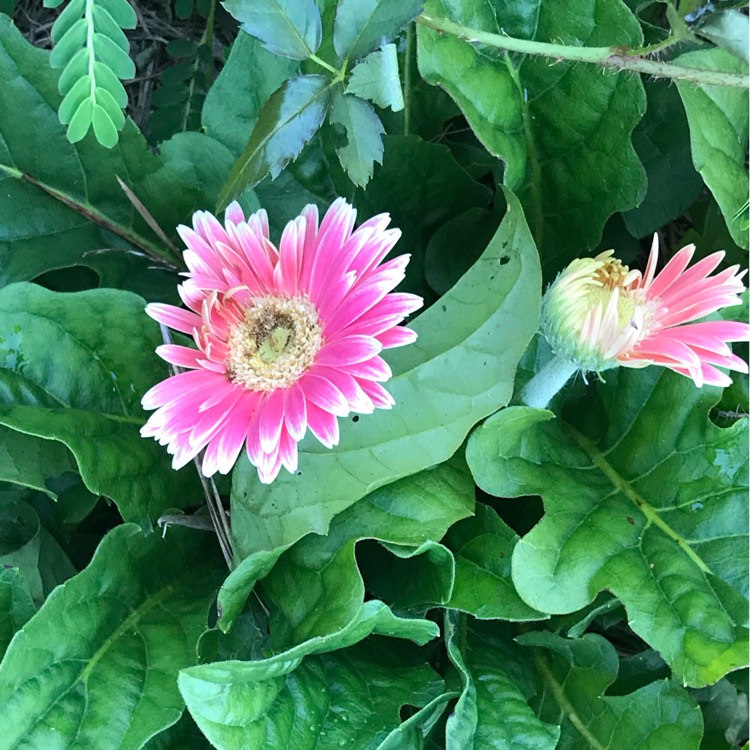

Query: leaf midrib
[567,424,713,576]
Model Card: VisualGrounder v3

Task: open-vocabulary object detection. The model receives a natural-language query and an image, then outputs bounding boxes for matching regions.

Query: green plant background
[0,0,747,747]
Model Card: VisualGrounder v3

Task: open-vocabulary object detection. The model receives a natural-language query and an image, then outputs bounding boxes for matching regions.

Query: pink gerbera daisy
[140,199,422,483]
[540,234,749,387]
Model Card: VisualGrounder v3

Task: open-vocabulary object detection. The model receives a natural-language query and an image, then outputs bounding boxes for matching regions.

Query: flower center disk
[226,295,323,391]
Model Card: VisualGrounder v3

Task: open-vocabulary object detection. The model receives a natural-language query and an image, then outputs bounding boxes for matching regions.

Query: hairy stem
[518,356,578,409]
[418,14,749,88]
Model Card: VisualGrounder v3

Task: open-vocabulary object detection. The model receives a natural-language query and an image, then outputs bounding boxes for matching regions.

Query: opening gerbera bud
[541,250,654,373]
[523,235,750,409]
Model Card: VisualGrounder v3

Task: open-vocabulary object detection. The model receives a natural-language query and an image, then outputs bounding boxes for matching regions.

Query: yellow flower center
[226,296,323,391]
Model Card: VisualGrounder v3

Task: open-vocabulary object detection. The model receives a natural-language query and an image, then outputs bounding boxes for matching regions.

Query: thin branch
[0,163,182,268]
[158,324,234,569]
[116,176,180,257]
[417,14,749,89]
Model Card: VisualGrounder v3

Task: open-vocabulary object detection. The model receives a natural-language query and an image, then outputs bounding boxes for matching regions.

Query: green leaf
[181,640,443,750]
[98,0,136,28]
[445,503,547,621]
[0,18,235,291]
[0,283,199,524]
[202,32,299,154]
[418,0,647,273]
[443,612,561,749]
[260,461,473,645]
[518,630,704,749]
[0,524,223,749]
[49,0,135,146]
[694,678,749,749]
[0,426,77,497]
[466,368,749,687]
[345,43,404,111]
[91,103,119,147]
[220,460,473,632]
[230,188,540,559]
[622,81,704,238]
[222,0,322,60]
[0,499,47,604]
[143,711,213,749]
[333,0,423,61]
[0,566,35,658]
[676,48,749,250]
[354,135,492,297]
[217,74,331,209]
[0,489,78,600]
[329,89,384,187]
[424,207,501,296]
[695,10,749,63]
[417,5,527,190]
[50,0,85,42]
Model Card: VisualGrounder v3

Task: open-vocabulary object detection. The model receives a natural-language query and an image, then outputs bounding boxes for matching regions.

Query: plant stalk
[417,14,749,88]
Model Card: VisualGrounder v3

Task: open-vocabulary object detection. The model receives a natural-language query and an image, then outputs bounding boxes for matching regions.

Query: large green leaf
[230,189,540,559]
[444,503,546,621]
[333,0,424,61]
[222,0,322,60]
[353,134,493,298]
[0,497,75,606]
[260,460,472,646]
[622,81,703,238]
[466,367,749,687]
[0,283,198,524]
[443,613,560,749]
[0,524,223,749]
[219,459,473,631]
[417,2,527,189]
[676,48,749,250]
[202,31,298,155]
[217,75,332,209]
[446,617,703,750]
[0,565,35,658]
[0,18,234,289]
[0,426,76,497]
[181,640,443,750]
[418,0,647,273]
[518,630,704,749]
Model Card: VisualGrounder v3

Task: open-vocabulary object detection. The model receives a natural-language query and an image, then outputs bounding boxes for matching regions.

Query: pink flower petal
[145,304,200,335]
[345,356,392,381]
[284,383,307,441]
[358,379,395,409]
[155,344,204,369]
[377,326,418,348]
[257,389,285,454]
[301,373,349,416]
[316,335,382,366]
[225,201,245,225]
[306,401,340,448]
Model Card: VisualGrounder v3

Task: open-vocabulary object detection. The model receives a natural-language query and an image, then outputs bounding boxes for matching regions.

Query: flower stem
[519,355,578,409]
[417,14,749,88]
[403,23,414,135]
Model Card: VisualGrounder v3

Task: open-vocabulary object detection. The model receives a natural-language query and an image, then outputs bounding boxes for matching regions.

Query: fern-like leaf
[46,0,136,147]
